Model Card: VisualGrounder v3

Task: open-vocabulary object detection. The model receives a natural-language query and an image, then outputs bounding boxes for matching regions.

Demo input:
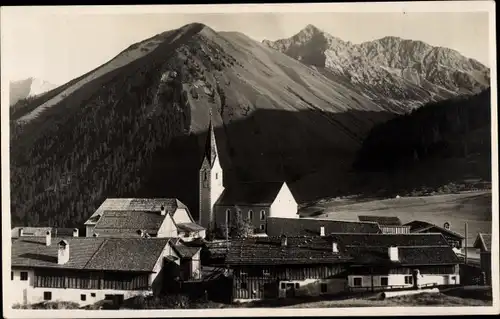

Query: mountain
[9,77,58,106]
[10,23,396,228]
[262,24,490,112]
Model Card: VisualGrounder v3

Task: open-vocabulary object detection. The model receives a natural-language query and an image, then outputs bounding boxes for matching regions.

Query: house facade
[83,198,205,240]
[404,220,464,248]
[10,234,201,307]
[358,216,410,234]
[198,116,298,237]
[473,232,492,285]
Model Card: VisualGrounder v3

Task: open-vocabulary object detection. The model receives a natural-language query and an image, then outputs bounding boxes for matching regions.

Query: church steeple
[203,108,218,168]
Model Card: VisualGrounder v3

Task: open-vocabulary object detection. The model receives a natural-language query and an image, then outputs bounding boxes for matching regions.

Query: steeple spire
[204,107,218,167]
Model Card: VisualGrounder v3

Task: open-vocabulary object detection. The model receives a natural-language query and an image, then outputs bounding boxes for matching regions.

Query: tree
[229,214,254,238]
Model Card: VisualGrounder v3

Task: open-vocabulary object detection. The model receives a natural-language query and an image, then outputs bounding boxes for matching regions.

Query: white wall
[277,278,347,298]
[347,273,460,291]
[191,250,202,280]
[157,215,178,238]
[270,183,298,218]
[85,225,95,237]
[173,208,193,224]
[210,159,224,218]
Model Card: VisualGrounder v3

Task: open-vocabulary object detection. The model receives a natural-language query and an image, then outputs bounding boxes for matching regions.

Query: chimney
[320,226,325,237]
[280,235,287,247]
[19,228,24,237]
[137,229,144,237]
[444,222,450,230]
[73,228,79,237]
[160,205,166,216]
[57,240,69,265]
[388,246,399,261]
[45,230,52,246]
[332,241,339,253]
[93,233,99,237]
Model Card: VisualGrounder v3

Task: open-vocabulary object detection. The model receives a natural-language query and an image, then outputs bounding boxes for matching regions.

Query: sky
[1,6,493,86]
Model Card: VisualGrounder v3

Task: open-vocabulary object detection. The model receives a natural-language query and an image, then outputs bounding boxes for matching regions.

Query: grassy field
[310,190,492,245]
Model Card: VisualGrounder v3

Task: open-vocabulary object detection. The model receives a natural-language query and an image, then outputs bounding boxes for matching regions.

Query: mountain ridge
[262,24,490,112]
[9,77,58,106]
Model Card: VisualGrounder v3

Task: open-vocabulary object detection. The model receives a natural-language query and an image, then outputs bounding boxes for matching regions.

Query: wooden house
[334,233,461,292]
[266,217,382,237]
[10,234,201,307]
[225,235,351,301]
[83,198,205,241]
[224,233,461,301]
[473,233,492,285]
[403,220,464,248]
[358,216,410,234]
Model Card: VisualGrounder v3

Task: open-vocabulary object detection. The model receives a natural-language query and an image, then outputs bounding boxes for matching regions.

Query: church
[198,115,299,237]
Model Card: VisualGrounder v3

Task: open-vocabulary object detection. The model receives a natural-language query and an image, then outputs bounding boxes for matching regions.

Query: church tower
[199,110,224,233]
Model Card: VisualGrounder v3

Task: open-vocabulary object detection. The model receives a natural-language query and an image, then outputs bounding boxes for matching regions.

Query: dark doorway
[285,283,296,298]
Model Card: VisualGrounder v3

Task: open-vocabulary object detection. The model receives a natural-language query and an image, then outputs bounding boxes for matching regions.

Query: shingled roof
[225,233,459,267]
[215,182,286,206]
[358,215,402,226]
[93,210,166,236]
[85,198,189,225]
[473,233,491,252]
[403,220,464,239]
[225,236,352,266]
[11,237,171,272]
[266,217,381,237]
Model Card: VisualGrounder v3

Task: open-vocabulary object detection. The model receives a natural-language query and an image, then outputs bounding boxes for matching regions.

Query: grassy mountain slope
[10,23,393,228]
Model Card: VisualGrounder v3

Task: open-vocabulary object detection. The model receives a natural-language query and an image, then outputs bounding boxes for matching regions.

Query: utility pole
[464,222,468,265]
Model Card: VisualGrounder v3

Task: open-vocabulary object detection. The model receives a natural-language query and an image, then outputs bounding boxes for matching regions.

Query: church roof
[202,114,218,168]
[215,181,285,206]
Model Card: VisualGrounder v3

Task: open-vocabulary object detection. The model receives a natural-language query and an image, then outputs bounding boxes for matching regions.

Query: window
[43,292,52,301]
[20,272,28,281]
[353,277,362,287]
[81,294,86,301]
[260,210,266,221]
[321,283,328,293]
[91,293,96,297]
[11,272,13,280]
[226,209,231,222]
[295,283,300,289]
[240,282,248,290]
[281,283,286,289]
[215,173,219,179]
[404,276,413,285]
[260,224,265,231]
[248,210,253,220]
[203,171,208,181]
[380,277,389,286]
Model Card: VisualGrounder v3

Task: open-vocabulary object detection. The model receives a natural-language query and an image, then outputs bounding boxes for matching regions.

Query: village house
[83,198,205,241]
[358,216,410,234]
[224,233,461,302]
[403,220,464,248]
[473,233,492,285]
[198,117,298,237]
[10,232,201,307]
[266,217,382,237]
[335,233,461,291]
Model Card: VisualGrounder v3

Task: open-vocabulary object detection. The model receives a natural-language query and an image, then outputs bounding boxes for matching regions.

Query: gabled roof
[403,220,464,239]
[11,237,171,272]
[225,236,352,266]
[358,215,402,226]
[473,233,491,252]
[176,222,205,232]
[266,217,381,237]
[225,233,459,267]
[172,244,201,259]
[215,181,286,206]
[85,198,189,225]
[94,210,165,235]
